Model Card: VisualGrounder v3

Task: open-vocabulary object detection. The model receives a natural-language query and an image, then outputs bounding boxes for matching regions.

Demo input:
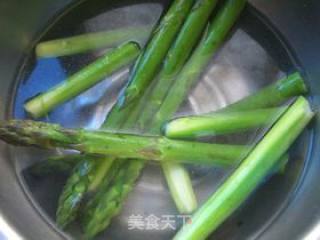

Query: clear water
[11,1,310,240]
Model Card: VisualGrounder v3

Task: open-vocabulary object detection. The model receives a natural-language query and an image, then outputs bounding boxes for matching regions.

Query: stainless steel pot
[0,0,319,239]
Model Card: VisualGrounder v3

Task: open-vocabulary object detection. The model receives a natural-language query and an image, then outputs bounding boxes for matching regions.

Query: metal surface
[0,0,318,240]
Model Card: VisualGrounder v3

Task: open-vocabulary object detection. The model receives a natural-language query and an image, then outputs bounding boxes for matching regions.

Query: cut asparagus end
[24,42,141,118]
[162,162,198,214]
[163,108,285,139]
[35,25,152,58]
[24,97,47,119]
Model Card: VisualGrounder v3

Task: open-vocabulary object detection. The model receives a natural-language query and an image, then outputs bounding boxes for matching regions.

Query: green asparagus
[82,159,143,239]
[173,96,314,240]
[56,159,97,228]
[36,25,152,58]
[117,0,195,107]
[163,107,286,139]
[0,120,249,166]
[218,72,307,113]
[24,42,141,118]
[55,156,113,227]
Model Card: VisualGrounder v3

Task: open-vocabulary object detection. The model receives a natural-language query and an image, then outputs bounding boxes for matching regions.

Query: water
[10,1,310,240]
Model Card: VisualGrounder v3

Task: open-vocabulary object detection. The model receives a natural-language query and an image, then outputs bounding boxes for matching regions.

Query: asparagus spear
[163,107,286,139]
[81,1,248,236]
[173,96,314,240]
[0,120,249,166]
[56,159,95,228]
[82,159,143,239]
[54,105,127,227]
[36,25,152,58]
[218,72,307,113]
[24,42,141,118]
[117,0,195,107]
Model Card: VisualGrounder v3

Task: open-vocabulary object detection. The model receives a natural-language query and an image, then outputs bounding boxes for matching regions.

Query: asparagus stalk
[24,42,141,118]
[36,25,152,58]
[117,0,195,107]
[29,154,93,176]
[218,72,307,113]
[0,120,249,166]
[163,107,286,139]
[173,96,314,240]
